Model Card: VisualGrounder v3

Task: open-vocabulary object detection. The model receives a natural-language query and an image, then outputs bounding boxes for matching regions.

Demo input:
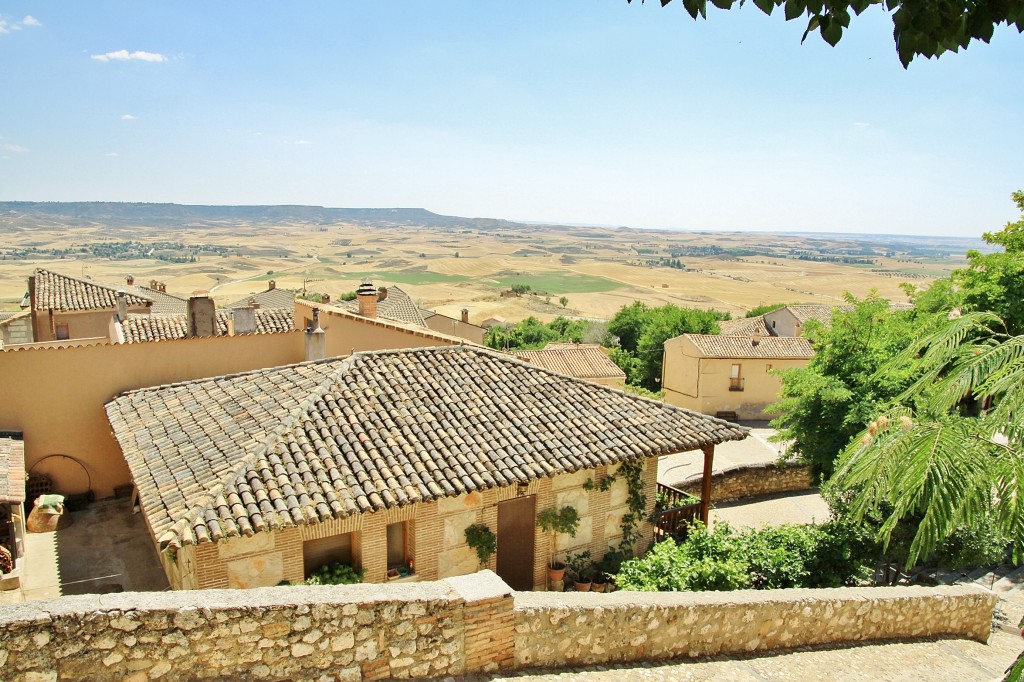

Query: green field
[494,273,622,294]
[347,270,471,285]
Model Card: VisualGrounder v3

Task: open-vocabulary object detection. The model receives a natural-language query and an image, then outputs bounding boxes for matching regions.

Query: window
[729,363,744,391]
[55,323,69,340]
[387,521,412,574]
[303,532,355,578]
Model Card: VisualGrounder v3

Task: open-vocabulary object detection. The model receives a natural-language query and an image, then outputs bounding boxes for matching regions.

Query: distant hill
[0,202,534,230]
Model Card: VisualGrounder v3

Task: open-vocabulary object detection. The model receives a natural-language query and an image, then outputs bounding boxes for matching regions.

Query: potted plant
[566,549,592,592]
[592,562,608,593]
[537,506,580,583]
[464,523,497,568]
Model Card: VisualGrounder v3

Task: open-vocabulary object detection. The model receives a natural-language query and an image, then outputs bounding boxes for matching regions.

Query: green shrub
[614,521,873,592]
[303,562,363,585]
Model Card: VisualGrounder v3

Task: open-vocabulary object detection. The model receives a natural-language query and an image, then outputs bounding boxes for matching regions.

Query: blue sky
[0,2,1020,237]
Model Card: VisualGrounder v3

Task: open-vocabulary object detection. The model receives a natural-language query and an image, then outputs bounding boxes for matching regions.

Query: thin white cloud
[22,16,41,27]
[0,15,42,33]
[91,49,168,63]
[0,20,8,34]
[121,114,136,121]
[1,143,28,153]
[296,140,312,145]
[106,152,119,157]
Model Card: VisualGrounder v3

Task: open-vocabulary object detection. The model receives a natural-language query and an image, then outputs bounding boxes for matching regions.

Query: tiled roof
[344,285,426,327]
[33,269,152,313]
[119,310,295,343]
[784,304,854,325]
[684,334,814,359]
[227,287,296,311]
[0,437,26,503]
[129,286,188,315]
[106,346,747,548]
[515,344,626,380]
[718,316,772,337]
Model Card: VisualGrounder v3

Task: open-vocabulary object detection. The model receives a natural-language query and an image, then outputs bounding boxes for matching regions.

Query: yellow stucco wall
[662,336,809,420]
[0,332,305,498]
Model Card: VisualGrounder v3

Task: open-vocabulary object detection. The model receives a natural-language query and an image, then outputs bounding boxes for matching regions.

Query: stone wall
[0,572,514,682]
[0,574,998,681]
[513,585,996,668]
[677,461,813,503]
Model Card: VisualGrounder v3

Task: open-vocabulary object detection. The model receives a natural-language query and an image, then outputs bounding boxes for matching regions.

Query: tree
[770,295,923,479]
[830,311,1024,567]
[559,296,569,308]
[630,0,1024,67]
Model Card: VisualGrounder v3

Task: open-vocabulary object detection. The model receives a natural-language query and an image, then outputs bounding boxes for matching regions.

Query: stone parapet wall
[677,461,813,503]
[0,572,514,682]
[0,573,997,681]
[513,585,996,668]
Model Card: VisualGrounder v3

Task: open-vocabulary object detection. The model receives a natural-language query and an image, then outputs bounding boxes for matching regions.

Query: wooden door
[497,495,536,591]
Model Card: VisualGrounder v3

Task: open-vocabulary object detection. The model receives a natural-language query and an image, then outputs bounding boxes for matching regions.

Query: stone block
[552,470,593,491]
[442,510,479,549]
[438,545,478,579]
[218,532,275,559]
[226,552,284,589]
[556,487,590,517]
[438,492,482,515]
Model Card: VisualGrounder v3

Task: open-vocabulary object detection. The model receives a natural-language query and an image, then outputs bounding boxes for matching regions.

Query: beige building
[663,334,814,420]
[106,346,745,591]
[515,343,626,388]
[27,269,155,342]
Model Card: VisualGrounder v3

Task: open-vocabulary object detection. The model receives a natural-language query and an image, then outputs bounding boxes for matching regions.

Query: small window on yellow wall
[55,323,70,340]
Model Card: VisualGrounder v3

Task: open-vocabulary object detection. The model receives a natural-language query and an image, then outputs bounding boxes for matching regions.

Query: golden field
[0,217,966,324]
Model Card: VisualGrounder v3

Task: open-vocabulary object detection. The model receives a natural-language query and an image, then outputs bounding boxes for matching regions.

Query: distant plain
[0,207,979,324]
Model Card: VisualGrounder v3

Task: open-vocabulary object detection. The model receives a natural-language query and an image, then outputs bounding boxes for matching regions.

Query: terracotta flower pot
[547,563,566,582]
[574,581,592,592]
[592,581,606,593]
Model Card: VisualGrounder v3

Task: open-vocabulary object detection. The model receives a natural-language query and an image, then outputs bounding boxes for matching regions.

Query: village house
[0,434,26,592]
[105,346,746,591]
[662,333,814,420]
[514,343,627,388]
[226,280,296,311]
[343,280,485,345]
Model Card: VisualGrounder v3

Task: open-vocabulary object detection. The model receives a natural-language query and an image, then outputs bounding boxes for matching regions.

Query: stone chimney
[126,274,134,286]
[247,296,260,310]
[305,308,327,361]
[751,331,762,347]
[322,293,331,304]
[150,279,159,289]
[268,280,276,290]
[230,306,257,336]
[377,286,388,302]
[356,279,377,318]
[115,290,128,320]
[158,282,167,293]
[461,308,469,324]
[187,293,217,338]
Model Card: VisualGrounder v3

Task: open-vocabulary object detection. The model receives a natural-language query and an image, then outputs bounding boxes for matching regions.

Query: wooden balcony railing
[729,377,745,392]
[653,482,702,542]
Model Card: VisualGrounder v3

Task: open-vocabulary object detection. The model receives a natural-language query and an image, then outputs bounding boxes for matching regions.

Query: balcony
[729,377,745,392]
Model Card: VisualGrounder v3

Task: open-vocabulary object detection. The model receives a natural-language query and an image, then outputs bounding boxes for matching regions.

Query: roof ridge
[169,356,363,546]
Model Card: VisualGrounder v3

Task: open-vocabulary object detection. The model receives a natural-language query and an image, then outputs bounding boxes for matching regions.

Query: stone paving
[467,630,1023,681]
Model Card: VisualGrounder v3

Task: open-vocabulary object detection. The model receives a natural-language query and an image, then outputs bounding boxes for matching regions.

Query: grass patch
[347,271,471,285]
[494,272,621,294]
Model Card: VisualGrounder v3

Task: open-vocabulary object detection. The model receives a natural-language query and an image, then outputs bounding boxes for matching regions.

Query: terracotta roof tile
[344,285,426,327]
[718,316,772,337]
[515,344,626,380]
[106,346,747,547]
[33,269,152,312]
[684,334,814,359]
[119,309,294,343]
[227,287,296,311]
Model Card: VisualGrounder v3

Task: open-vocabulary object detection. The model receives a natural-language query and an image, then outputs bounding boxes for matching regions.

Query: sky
[0,2,1021,237]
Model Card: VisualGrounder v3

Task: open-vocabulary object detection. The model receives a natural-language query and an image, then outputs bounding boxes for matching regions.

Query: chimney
[305,308,327,361]
[461,308,469,324]
[248,296,260,310]
[268,280,276,290]
[126,274,134,286]
[159,282,167,293]
[377,286,388,302]
[356,279,377,318]
[150,279,158,289]
[751,330,762,347]
[116,290,128,320]
[187,293,217,338]
[322,293,331,304]
[230,306,257,335]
